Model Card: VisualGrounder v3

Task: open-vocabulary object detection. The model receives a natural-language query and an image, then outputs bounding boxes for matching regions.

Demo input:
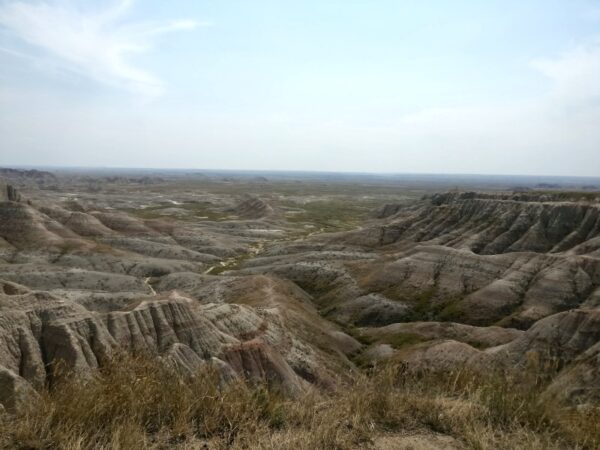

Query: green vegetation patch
[282,199,381,232]
[436,299,468,323]
[379,286,470,323]
[533,190,600,202]
[381,332,428,349]
[124,201,228,222]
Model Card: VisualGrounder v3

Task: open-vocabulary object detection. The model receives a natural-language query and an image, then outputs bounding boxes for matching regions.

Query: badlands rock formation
[0,179,354,409]
[229,196,275,219]
[232,191,600,402]
[0,177,598,411]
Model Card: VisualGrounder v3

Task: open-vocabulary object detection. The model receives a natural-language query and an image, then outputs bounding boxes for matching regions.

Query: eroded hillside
[0,171,599,448]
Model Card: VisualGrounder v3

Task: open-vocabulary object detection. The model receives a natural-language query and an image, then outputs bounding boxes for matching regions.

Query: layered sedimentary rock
[229,196,274,219]
[0,201,84,250]
[0,281,342,408]
[1,186,599,410]
[228,192,600,402]
[335,191,600,255]
[0,185,355,409]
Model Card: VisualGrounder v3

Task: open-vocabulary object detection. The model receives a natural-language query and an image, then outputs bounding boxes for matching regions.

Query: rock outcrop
[229,196,274,219]
[0,366,38,413]
[226,191,600,403]
[0,272,352,410]
[337,192,600,255]
[0,202,84,249]
[0,182,20,203]
[360,321,523,349]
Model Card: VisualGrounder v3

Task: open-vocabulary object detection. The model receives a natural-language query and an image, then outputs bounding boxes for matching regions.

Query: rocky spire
[0,178,20,202]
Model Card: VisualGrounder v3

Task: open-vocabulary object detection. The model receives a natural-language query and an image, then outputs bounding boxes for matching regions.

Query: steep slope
[228,196,274,219]
[228,191,600,402]
[0,276,355,408]
[1,184,599,412]
[335,191,600,255]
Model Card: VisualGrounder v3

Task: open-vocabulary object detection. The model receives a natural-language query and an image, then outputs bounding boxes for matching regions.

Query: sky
[0,0,599,176]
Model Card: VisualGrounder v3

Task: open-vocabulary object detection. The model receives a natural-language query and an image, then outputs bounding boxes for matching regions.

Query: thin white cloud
[531,39,600,104]
[0,0,200,97]
[326,38,600,175]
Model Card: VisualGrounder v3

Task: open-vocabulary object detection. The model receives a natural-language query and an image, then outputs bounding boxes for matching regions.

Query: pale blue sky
[1,0,599,175]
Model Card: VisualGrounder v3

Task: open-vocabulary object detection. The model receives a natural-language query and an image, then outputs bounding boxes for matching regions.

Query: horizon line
[1,164,600,180]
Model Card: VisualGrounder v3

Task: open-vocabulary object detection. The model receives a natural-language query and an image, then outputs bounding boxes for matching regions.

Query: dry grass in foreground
[0,353,598,450]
